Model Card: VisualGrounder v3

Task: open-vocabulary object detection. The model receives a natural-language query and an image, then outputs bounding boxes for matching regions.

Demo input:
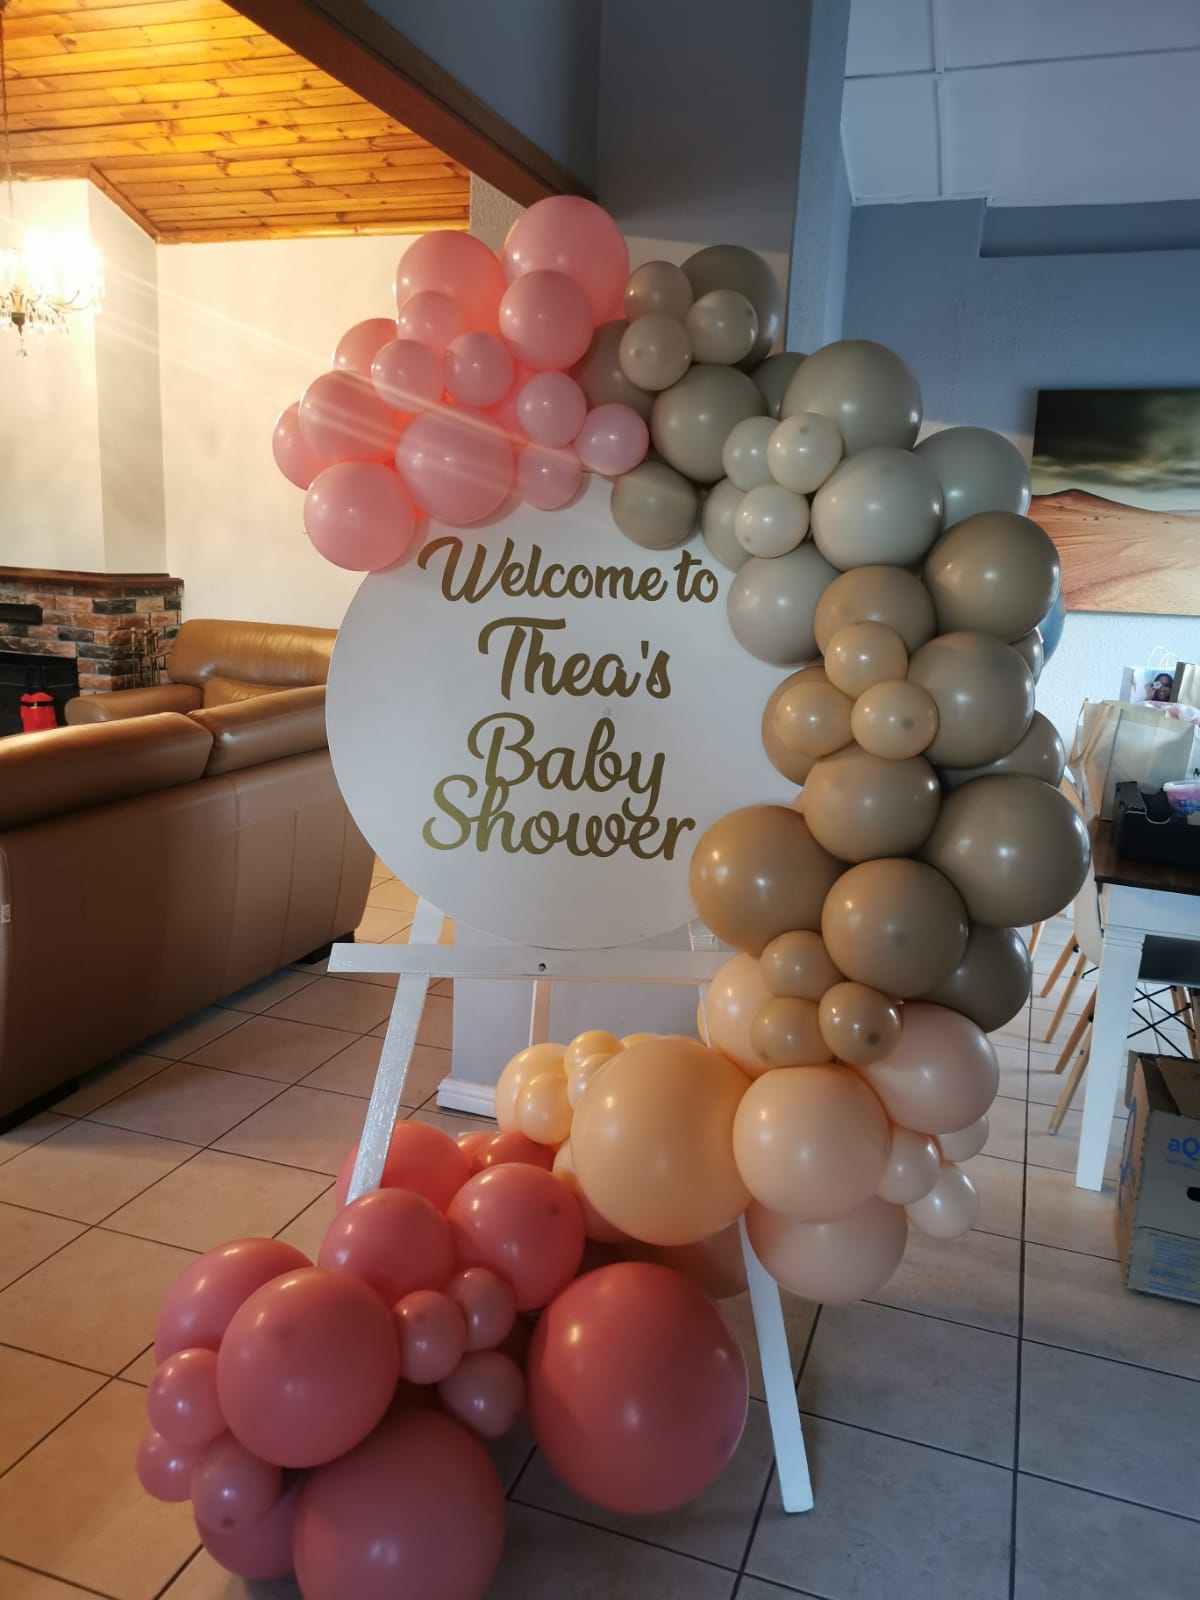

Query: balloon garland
[145,196,1090,1597]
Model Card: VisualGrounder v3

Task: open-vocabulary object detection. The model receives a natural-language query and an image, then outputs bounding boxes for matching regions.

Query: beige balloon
[721,415,777,491]
[906,1163,979,1239]
[752,351,806,418]
[906,632,1034,768]
[923,511,1060,641]
[814,564,937,655]
[817,981,901,1066]
[854,1001,998,1134]
[760,930,843,1001]
[624,259,694,322]
[822,858,968,998]
[767,412,844,494]
[685,289,758,366]
[800,745,941,862]
[563,1030,622,1076]
[618,313,693,392]
[610,461,698,549]
[937,1116,989,1163]
[851,679,938,760]
[704,953,773,1076]
[761,666,826,784]
[918,923,1031,1034]
[690,804,845,955]
[746,1195,908,1303]
[516,1071,573,1146]
[823,621,909,699]
[494,1042,566,1132]
[571,320,654,420]
[553,1140,626,1242]
[650,362,765,483]
[876,1125,942,1206]
[733,1064,890,1220]
[1011,627,1045,682]
[913,425,1031,529]
[735,484,810,558]
[682,244,783,367]
[750,996,828,1067]
[726,542,841,665]
[700,477,750,571]
[780,339,922,454]
[937,711,1065,790]
[567,1051,615,1110]
[773,677,853,759]
[812,447,943,569]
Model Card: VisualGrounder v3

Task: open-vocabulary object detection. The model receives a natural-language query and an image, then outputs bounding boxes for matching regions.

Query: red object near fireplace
[19,690,56,733]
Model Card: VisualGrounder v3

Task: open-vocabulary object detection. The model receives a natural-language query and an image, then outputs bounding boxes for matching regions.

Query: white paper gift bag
[1070,700,1200,819]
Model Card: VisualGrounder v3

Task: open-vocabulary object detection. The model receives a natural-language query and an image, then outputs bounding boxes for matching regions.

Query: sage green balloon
[923,511,1061,642]
[682,245,783,368]
[762,667,826,784]
[919,923,1032,1033]
[752,351,806,418]
[811,447,943,569]
[914,426,1031,529]
[938,711,1066,790]
[618,313,693,392]
[801,745,942,863]
[571,320,654,421]
[907,632,1034,768]
[814,564,937,655]
[650,363,765,484]
[727,542,840,665]
[685,289,758,366]
[768,412,844,494]
[701,478,750,571]
[722,415,777,491]
[1011,627,1045,682]
[610,461,698,550]
[781,339,922,454]
[624,259,694,322]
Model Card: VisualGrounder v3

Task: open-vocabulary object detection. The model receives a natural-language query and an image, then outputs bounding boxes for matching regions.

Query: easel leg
[528,980,552,1048]
[738,1218,813,1513]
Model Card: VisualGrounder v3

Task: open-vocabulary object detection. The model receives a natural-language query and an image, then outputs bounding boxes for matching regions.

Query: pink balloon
[217,1268,400,1468]
[516,442,583,511]
[318,1188,455,1303]
[393,1289,467,1384]
[334,1122,472,1212]
[191,1434,283,1533]
[198,1478,301,1582]
[371,338,444,414]
[154,1239,310,1364]
[445,1266,516,1352]
[333,317,400,376]
[515,371,587,447]
[136,1428,199,1503]
[396,289,466,356]
[445,1164,585,1311]
[574,402,650,477]
[444,331,515,407]
[438,1350,525,1439]
[146,1348,224,1448]
[504,195,629,321]
[395,405,514,525]
[293,1410,505,1600]
[272,401,328,490]
[498,270,594,372]
[304,461,417,573]
[395,233,506,331]
[298,370,400,463]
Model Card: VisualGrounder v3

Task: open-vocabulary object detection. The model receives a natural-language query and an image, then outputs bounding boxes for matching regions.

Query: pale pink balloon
[136,1428,199,1503]
[146,1347,224,1447]
[444,331,515,407]
[574,402,650,476]
[396,289,466,355]
[304,462,417,572]
[155,1238,310,1363]
[395,405,514,525]
[746,1196,908,1305]
[854,1002,999,1135]
[937,1115,989,1162]
[317,1188,454,1303]
[370,338,444,414]
[516,442,583,510]
[298,369,400,463]
[515,371,588,446]
[272,401,328,490]
[438,1350,525,1439]
[191,1434,283,1533]
[703,954,772,1077]
[906,1163,980,1239]
[395,232,506,330]
[876,1125,942,1206]
[333,316,400,375]
[498,269,594,371]
[393,1289,467,1384]
[504,195,629,321]
[198,1478,301,1582]
[445,1266,516,1352]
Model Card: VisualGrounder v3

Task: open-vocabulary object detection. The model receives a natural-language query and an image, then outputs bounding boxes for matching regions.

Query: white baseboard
[436,1077,497,1119]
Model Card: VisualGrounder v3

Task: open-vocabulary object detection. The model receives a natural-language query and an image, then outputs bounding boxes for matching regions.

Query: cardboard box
[1116,1055,1200,1304]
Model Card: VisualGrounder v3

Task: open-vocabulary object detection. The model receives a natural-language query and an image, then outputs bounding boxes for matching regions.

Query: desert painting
[1030,388,1200,615]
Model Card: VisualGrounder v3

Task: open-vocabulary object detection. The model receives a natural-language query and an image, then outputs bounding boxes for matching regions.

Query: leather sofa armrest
[190,685,328,776]
[65,684,203,724]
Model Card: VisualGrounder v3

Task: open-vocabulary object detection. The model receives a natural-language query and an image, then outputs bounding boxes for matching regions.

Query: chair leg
[1054,990,1095,1074]
[1049,1036,1091,1133]
[1192,991,1200,1057]
[1175,988,1197,1053]
[1040,936,1078,998]
[1028,922,1044,958]
[1044,951,1087,1043]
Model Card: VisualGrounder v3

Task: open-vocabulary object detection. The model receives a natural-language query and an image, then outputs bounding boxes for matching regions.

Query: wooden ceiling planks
[1,0,471,242]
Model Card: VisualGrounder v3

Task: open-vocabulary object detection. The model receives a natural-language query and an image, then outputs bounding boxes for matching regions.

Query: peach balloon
[621,1032,658,1047]
[705,953,772,1075]
[937,1115,989,1162]
[746,1196,908,1304]
[750,996,827,1067]
[906,1164,979,1238]
[733,1065,890,1220]
[760,930,843,1001]
[552,1140,625,1243]
[570,1037,751,1246]
[876,1126,942,1205]
[567,1052,612,1109]
[854,1002,999,1135]
[564,1030,621,1075]
[516,1071,574,1146]
[495,1043,566,1132]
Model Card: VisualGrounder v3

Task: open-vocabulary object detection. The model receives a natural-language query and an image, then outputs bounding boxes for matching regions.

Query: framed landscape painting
[1030,388,1200,615]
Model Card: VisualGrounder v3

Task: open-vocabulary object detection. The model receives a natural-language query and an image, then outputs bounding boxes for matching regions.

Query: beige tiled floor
[0,900,1197,1598]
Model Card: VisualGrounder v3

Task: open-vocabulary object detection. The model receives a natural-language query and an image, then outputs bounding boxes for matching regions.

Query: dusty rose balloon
[876,1126,942,1205]
[318,1188,454,1303]
[395,405,513,524]
[515,371,588,446]
[495,1042,566,1132]
[393,1289,467,1384]
[907,1163,980,1238]
[333,316,399,375]
[298,370,400,463]
[445,1266,517,1352]
[370,338,444,413]
[446,1163,585,1310]
[304,461,417,572]
[760,930,843,1002]
[527,1262,748,1514]
[136,1428,199,1502]
[217,1268,399,1468]
[938,1116,990,1162]
[704,953,772,1074]
[191,1434,282,1533]
[438,1350,526,1439]
[396,288,466,355]
[747,1196,908,1304]
[146,1347,224,1447]
[516,1071,573,1146]
[335,1120,472,1211]
[198,1478,301,1581]
[817,981,901,1066]
[504,194,629,321]
[293,1410,505,1600]
[574,402,650,476]
[821,858,969,998]
[552,1139,625,1243]
[499,269,594,371]
[750,996,827,1067]
[443,331,515,407]
[854,1002,999,1135]
[272,401,328,490]
[456,1131,491,1172]
[154,1238,310,1363]
[475,1128,557,1172]
[395,232,506,330]
[516,442,583,510]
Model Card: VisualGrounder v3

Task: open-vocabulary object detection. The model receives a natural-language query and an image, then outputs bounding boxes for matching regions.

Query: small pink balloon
[191,1434,283,1533]
[444,331,515,408]
[335,1122,472,1211]
[438,1350,525,1439]
[136,1428,199,1503]
[155,1238,310,1364]
[575,402,650,477]
[456,1131,492,1174]
[395,232,506,330]
[498,269,594,372]
[370,338,443,414]
[146,1347,224,1448]
[333,317,400,376]
[445,1164,585,1312]
[515,371,588,447]
[298,369,400,463]
[504,195,629,321]
[198,1478,301,1582]
[395,405,514,525]
[304,461,417,572]
[517,442,583,511]
[393,1289,467,1385]
[317,1188,455,1303]
[396,289,466,355]
[445,1267,517,1352]
[272,401,327,490]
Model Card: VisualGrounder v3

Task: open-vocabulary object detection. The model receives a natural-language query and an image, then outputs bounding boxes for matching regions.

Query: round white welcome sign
[327,476,792,949]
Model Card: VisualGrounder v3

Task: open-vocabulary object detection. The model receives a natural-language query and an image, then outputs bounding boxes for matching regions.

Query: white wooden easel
[331,898,814,1513]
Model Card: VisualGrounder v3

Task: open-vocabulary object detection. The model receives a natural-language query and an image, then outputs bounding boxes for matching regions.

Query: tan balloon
[733,1065,890,1220]
[494,1042,565,1132]
[685,289,758,366]
[906,632,1034,768]
[571,320,654,420]
[823,622,909,699]
[564,1030,622,1075]
[752,351,806,418]
[570,1037,751,1246]
[919,924,1031,1034]
[761,666,827,784]
[906,1164,979,1239]
[726,543,841,665]
[567,1052,614,1110]
[822,859,968,998]
[780,339,922,455]
[682,244,783,367]
[851,679,938,760]
[750,997,827,1067]
[913,425,1031,528]
[650,363,765,483]
[854,1002,998,1134]
[516,1072,573,1146]
[610,461,698,550]
[812,448,943,569]
[817,981,901,1066]
[624,1223,748,1300]
[876,1126,942,1205]
[800,745,941,862]
[690,804,845,955]
[624,259,694,322]
[937,1116,989,1163]
[814,563,937,655]
[700,477,750,572]
[747,1195,908,1304]
[773,677,853,759]
[721,415,777,491]
[923,511,1060,641]
[938,711,1066,791]
[618,313,693,392]
[768,412,844,494]
[553,1140,625,1242]
[735,483,810,557]
[703,953,771,1075]
[760,930,843,1001]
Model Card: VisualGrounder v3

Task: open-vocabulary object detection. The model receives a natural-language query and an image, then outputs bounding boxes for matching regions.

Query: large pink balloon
[854,1002,999,1135]
[335,1121,473,1212]
[198,1478,301,1582]
[516,442,582,510]
[298,370,400,462]
[395,405,514,525]
[293,1410,505,1600]
[396,289,466,355]
[746,1196,908,1304]
[574,402,650,476]
[146,1348,224,1447]
[371,339,444,414]
[333,317,400,376]
[444,331,515,408]
[272,401,328,490]
[318,1188,454,1303]
[438,1350,525,1439]
[445,1164,585,1311]
[393,1289,467,1384]
[304,461,417,572]
[217,1268,399,1468]
[527,1261,748,1514]
[498,269,594,372]
[395,233,506,331]
[516,371,588,447]
[154,1238,310,1363]
[136,1428,199,1503]
[191,1434,283,1533]
[504,195,629,321]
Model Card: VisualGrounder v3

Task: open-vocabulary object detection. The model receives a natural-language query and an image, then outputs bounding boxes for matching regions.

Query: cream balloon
[780,339,922,454]
[495,1043,565,1132]
[571,321,654,421]
[735,484,810,558]
[913,425,1031,529]
[811,448,943,570]
[768,412,844,494]
[563,1030,622,1075]
[759,930,843,1001]
[937,1116,989,1163]
[749,997,827,1067]
[722,415,778,491]
[854,1002,998,1135]
[624,259,694,322]
[553,1140,625,1242]
[772,678,853,759]
[726,543,841,665]
[685,289,758,366]
[704,953,773,1075]
[876,1126,942,1205]
[851,679,938,760]
[823,622,909,699]
[752,352,806,418]
[618,313,692,392]
[567,1052,614,1110]
[516,1071,573,1146]
[650,363,765,483]
[682,245,782,367]
[747,1196,908,1304]
[610,461,698,550]
[906,1164,980,1239]
[814,564,937,655]
[700,478,750,571]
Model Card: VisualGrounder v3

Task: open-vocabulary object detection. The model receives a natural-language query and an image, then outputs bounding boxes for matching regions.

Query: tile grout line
[0,1375,117,1490]
[0,1551,118,1599]
[502,1495,746,1577]
[1016,1467,1200,1528]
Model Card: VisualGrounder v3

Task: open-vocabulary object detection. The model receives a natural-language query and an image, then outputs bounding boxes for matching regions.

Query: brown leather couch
[0,621,373,1121]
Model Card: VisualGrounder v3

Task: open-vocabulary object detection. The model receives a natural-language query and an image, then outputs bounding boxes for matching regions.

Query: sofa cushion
[202,676,277,709]
[65,683,203,725]
[190,684,328,776]
[169,619,335,690]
